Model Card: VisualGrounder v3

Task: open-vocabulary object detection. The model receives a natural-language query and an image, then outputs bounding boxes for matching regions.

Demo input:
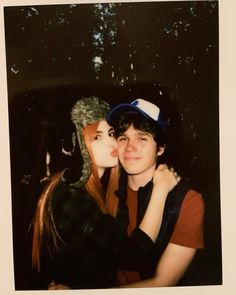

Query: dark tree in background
[4,1,220,290]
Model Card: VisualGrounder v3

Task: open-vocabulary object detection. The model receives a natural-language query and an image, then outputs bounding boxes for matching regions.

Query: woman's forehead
[96,120,114,131]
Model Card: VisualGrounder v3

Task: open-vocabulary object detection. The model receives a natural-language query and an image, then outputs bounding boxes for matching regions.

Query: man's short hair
[107,99,167,147]
[114,111,166,147]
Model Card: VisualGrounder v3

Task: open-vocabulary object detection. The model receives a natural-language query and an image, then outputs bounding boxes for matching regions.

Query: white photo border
[0,0,235,294]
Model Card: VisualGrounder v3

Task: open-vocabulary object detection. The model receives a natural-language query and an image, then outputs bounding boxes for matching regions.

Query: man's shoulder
[166,181,191,208]
[170,188,205,249]
[180,189,204,213]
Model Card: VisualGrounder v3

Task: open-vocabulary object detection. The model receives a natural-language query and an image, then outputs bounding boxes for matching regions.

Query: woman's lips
[111,149,118,157]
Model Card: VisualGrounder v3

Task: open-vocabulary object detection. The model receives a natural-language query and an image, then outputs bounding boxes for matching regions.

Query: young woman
[32,96,180,289]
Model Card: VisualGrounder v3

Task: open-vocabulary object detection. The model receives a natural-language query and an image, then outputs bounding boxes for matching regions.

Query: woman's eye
[94,135,101,140]
[109,131,115,137]
[139,137,147,141]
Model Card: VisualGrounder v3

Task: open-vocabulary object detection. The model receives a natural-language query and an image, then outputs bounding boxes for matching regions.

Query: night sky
[4,1,221,290]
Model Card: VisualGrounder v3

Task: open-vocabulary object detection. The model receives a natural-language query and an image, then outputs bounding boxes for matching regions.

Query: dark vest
[115,170,190,279]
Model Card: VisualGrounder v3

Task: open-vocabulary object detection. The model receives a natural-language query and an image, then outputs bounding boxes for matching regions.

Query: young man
[107,98,205,287]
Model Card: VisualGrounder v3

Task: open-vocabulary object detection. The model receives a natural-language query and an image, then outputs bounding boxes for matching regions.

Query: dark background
[4,1,221,290]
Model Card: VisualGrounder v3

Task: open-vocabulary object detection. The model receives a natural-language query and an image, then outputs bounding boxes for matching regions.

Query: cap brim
[107,103,156,126]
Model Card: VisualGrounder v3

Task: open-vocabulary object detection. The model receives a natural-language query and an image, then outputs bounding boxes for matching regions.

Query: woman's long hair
[32,172,63,272]
[82,122,119,216]
[32,121,119,272]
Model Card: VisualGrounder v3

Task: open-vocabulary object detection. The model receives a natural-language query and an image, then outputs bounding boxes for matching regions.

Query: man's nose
[125,138,137,151]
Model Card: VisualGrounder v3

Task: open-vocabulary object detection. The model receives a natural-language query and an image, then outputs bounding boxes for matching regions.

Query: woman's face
[91,120,118,178]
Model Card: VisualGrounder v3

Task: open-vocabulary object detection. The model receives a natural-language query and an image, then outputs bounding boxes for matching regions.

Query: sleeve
[86,199,157,275]
[51,184,127,262]
[89,212,157,272]
[118,227,156,271]
[169,189,205,249]
[48,185,128,288]
[50,183,157,285]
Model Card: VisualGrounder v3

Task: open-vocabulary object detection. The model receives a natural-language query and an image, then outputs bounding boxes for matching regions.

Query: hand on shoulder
[153,164,181,194]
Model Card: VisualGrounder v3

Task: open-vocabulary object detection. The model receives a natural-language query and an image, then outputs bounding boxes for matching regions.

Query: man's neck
[127,165,156,191]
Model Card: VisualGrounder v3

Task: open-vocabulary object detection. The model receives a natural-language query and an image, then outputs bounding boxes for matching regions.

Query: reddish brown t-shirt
[117,186,204,285]
[126,186,205,248]
[169,189,204,248]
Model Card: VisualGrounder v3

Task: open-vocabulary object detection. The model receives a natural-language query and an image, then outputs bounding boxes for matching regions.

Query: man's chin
[124,168,142,175]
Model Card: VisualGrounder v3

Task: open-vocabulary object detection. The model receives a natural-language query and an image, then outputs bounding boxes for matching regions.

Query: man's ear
[157,146,165,156]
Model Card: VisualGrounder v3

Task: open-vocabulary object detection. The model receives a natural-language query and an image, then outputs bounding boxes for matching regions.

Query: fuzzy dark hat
[69,96,110,187]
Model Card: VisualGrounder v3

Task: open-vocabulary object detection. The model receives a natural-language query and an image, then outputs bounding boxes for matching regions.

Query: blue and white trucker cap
[107,98,161,126]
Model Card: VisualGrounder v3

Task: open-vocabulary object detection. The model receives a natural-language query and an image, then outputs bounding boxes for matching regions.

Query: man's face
[117,124,158,176]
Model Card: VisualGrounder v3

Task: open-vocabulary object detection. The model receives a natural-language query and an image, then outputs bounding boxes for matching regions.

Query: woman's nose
[109,137,117,147]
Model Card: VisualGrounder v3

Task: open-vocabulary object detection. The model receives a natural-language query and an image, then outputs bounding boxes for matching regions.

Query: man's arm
[48,242,196,289]
[122,242,196,287]
[122,190,204,287]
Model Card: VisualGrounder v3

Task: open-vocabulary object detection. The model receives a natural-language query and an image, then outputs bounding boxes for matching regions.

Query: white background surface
[0,0,235,294]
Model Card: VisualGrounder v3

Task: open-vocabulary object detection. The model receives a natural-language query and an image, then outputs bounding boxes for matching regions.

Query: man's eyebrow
[117,132,126,137]
[117,131,152,137]
[136,131,152,137]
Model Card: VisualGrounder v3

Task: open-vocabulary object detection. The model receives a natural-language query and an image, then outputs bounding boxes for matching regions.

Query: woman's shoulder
[52,179,92,204]
[50,179,98,223]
